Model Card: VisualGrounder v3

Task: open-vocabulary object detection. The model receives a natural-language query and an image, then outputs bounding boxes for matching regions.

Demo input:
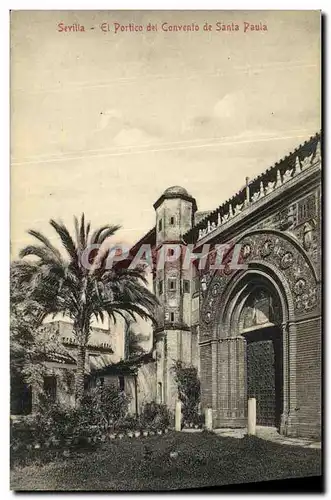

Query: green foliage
[82,383,130,429]
[13,214,159,401]
[140,402,171,430]
[11,382,130,461]
[10,290,73,411]
[173,361,201,425]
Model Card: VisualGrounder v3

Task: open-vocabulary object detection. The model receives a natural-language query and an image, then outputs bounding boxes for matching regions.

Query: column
[286,321,299,436]
[280,322,289,435]
[217,336,246,428]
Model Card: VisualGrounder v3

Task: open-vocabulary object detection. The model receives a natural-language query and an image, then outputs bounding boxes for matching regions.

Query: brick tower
[153,186,197,410]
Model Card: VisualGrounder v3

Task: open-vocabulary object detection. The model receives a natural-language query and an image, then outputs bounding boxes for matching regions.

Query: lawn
[11,431,322,491]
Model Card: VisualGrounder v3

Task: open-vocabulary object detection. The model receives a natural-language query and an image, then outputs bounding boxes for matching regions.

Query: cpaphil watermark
[80,242,248,273]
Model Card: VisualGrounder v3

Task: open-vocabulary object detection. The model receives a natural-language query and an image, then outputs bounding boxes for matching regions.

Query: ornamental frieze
[200,231,319,331]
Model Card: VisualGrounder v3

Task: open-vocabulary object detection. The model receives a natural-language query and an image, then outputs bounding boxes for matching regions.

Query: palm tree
[15,214,158,403]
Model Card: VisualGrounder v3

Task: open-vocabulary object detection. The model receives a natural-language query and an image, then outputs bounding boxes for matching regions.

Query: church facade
[132,132,322,439]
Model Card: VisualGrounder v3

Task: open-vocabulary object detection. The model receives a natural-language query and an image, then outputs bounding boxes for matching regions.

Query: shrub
[113,414,140,433]
[79,383,130,432]
[11,383,131,463]
[140,402,171,430]
[10,416,36,452]
[173,361,201,425]
[98,384,129,427]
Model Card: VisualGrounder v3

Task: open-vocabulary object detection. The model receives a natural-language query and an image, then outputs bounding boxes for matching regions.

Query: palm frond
[49,219,78,263]
[74,216,81,251]
[27,230,63,264]
[97,225,121,246]
[89,224,121,245]
[80,213,86,248]
[19,245,60,265]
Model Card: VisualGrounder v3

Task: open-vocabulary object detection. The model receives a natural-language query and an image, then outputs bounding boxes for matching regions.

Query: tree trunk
[75,344,86,405]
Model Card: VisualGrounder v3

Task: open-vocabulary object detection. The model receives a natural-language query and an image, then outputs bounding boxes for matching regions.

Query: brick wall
[294,316,322,438]
[200,343,212,409]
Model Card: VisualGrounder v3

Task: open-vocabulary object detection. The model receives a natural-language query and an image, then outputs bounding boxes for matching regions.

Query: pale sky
[11,10,321,258]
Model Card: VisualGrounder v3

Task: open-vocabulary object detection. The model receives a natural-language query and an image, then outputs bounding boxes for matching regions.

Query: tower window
[170,216,175,225]
[170,312,175,322]
[158,280,163,295]
[183,280,190,293]
[158,219,162,232]
[168,278,177,291]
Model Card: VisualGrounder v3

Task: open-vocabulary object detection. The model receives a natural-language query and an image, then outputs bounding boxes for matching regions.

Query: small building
[11,318,157,416]
[90,352,157,416]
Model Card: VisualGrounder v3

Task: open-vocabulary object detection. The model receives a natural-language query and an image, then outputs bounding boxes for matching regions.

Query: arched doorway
[228,276,284,430]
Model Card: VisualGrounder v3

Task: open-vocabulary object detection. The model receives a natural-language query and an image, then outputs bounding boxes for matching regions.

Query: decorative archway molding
[200,228,319,333]
[216,267,292,432]
[216,263,294,340]
[198,228,320,433]
[235,227,319,283]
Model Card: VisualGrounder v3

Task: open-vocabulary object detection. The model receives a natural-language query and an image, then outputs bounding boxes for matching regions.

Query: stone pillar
[205,408,213,430]
[175,401,182,431]
[211,340,218,423]
[286,322,299,436]
[247,398,256,435]
[280,322,289,435]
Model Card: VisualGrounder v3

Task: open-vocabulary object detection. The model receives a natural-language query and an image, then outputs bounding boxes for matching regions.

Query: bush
[97,384,129,427]
[12,383,130,445]
[113,414,139,433]
[11,416,36,453]
[174,361,201,426]
[140,402,171,431]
